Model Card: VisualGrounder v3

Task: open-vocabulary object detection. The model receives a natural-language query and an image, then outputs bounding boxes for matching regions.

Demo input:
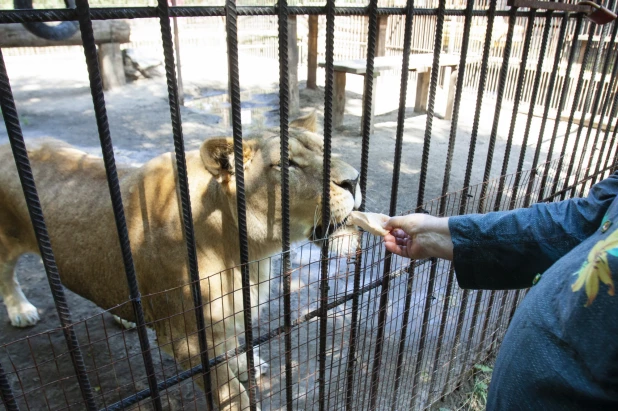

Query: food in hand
[349,211,390,236]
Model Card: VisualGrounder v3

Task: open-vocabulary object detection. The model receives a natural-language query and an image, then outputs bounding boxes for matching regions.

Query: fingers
[385,215,408,231]
[384,231,413,258]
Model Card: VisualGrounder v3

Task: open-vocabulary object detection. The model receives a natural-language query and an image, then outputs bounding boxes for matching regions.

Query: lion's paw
[113,315,137,330]
[254,353,269,376]
[8,301,40,328]
[238,353,269,382]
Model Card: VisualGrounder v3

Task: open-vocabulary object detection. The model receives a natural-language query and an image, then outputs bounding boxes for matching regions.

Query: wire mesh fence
[1,0,618,410]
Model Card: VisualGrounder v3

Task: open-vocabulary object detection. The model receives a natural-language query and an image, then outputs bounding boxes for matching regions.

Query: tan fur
[0,112,361,410]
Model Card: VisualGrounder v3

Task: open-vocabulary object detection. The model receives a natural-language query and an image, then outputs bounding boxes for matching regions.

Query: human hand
[384,214,454,260]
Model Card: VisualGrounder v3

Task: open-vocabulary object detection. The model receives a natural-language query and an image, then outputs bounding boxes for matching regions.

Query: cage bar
[493,9,538,212]
[318,1,336,410]
[154,1,216,408]
[276,0,294,409]
[537,13,572,202]
[224,0,258,409]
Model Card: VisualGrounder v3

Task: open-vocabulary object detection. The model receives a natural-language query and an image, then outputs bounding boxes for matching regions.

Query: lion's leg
[0,253,40,327]
[231,312,269,382]
[153,318,254,411]
[212,361,253,411]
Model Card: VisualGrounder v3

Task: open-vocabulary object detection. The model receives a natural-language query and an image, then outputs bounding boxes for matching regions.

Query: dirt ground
[0,44,588,410]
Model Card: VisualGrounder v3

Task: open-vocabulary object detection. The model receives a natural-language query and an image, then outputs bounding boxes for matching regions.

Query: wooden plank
[376,16,388,57]
[333,71,346,129]
[288,15,300,115]
[318,54,460,75]
[361,73,379,135]
[0,20,130,48]
[99,43,126,90]
[444,70,458,120]
[415,70,431,113]
[320,57,399,75]
[507,0,592,13]
[307,15,318,90]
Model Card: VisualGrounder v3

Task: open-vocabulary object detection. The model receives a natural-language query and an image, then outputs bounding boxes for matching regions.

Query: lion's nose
[336,175,359,198]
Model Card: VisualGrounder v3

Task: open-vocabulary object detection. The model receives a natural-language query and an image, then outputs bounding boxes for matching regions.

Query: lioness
[0,112,361,410]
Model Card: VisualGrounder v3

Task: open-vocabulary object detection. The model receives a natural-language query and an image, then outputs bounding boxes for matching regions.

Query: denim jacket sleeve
[448,172,618,290]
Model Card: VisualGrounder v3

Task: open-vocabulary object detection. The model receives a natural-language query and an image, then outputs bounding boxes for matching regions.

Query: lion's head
[200,112,361,250]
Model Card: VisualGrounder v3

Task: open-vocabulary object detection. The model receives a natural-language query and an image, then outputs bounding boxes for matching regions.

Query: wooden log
[333,71,346,128]
[444,70,458,120]
[0,20,130,48]
[361,72,379,136]
[288,15,300,115]
[99,43,126,90]
[307,15,318,89]
[376,16,388,57]
[415,70,431,113]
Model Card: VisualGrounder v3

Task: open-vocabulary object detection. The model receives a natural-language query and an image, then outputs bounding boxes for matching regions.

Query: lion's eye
[272,160,300,169]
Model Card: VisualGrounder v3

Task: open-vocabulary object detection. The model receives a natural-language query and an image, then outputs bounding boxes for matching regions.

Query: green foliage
[473,363,493,373]
[462,363,493,411]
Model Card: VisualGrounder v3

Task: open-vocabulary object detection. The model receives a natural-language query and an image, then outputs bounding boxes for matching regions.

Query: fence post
[376,15,388,56]
[288,15,300,115]
[307,14,318,89]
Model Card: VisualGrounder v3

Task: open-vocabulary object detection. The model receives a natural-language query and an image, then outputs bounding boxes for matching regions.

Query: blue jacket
[449,171,618,410]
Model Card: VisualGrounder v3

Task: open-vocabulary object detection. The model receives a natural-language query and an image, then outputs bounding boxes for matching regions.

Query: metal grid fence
[1,1,618,410]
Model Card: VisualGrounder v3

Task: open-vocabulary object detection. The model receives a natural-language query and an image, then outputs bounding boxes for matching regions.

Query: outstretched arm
[385,172,618,290]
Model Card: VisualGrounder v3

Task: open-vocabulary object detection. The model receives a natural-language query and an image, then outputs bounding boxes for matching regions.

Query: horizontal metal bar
[0,6,578,24]
[508,0,592,13]
[539,162,617,203]
[102,254,427,410]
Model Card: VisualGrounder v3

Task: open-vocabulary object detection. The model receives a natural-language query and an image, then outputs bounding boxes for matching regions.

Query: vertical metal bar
[446,0,497,395]
[170,0,184,106]
[577,14,618,195]
[493,10,537,212]
[549,15,585,197]
[597,60,618,181]
[537,13,571,202]
[277,1,293,410]
[344,241,364,411]
[416,0,446,209]
[428,0,474,397]
[224,1,258,409]
[477,4,518,214]
[386,2,416,408]
[459,0,498,215]
[507,289,522,323]
[489,9,554,352]
[468,2,518,369]
[0,359,19,411]
[557,20,597,200]
[318,1,336,410]
[360,0,379,213]
[522,11,565,208]
[363,0,387,406]
[490,10,552,343]
[589,52,618,186]
[440,0,474,204]
[73,2,162,409]
[0,49,99,411]
[569,18,612,197]
[409,1,447,407]
[609,122,618,172]
[390,265,415,409]
[154,1,214,409]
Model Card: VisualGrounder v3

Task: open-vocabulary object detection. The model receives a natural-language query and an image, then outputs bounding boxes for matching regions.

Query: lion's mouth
[310,215,350,242]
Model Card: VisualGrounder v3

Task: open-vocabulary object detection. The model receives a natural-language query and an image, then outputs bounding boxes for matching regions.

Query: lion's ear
[200,137,255,183]
[290,110,317,133]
